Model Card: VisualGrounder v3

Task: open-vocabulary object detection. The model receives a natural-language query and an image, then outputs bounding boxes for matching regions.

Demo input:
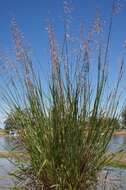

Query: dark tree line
[4,108,122,130]
[122,107,126,129]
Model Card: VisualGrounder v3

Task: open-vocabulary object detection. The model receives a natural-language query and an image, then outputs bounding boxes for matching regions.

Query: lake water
[0,136,16,189]
[0,135,126,189]
[98,134,126,190]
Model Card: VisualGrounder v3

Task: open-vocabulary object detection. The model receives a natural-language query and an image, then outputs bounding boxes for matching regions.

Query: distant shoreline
[0,129,9,136]
[0,134,9,137]
[114,130,126,136]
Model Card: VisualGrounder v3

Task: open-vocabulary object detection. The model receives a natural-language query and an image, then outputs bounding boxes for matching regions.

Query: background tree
[122,107,126,129]
[4,109,24,130]
[4,111,17,130]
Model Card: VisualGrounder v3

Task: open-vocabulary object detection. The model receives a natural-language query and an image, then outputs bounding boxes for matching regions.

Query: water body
[0,135,126,189]
[108,135,126,152]
[98,135,126,190]
[98,167,126,190]
[0,136,16,190]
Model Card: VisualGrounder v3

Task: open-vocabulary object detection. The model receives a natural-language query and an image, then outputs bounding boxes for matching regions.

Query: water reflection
[0,158,15,189]
[98,167,126,190]
[0,136,14,151]
[0,136,15,189]
[108,135,126,152]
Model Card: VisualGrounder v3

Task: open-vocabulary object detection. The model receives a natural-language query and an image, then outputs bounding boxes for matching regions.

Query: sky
[0,0,125,60]
[0,0,126,127]
[0,0,126,69]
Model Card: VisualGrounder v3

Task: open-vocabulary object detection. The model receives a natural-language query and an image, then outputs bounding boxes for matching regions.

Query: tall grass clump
[1,2,125,190]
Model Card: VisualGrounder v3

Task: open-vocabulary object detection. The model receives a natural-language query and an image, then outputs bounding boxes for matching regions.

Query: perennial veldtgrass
[1,2,125,190]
